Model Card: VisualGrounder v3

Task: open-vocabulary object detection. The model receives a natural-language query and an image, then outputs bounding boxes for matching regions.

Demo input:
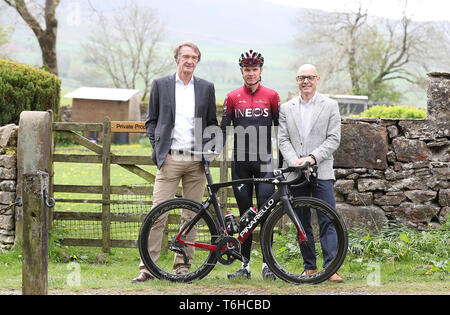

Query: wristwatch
[308,154,317,164]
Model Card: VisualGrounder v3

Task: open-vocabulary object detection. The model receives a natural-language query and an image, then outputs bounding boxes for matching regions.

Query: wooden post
[48,110,55,229]
[16,111,53,244]
[102,117,111,253]
[22,170,49,295]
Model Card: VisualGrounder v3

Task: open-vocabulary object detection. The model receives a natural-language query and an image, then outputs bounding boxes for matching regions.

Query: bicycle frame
[174,160,309,254]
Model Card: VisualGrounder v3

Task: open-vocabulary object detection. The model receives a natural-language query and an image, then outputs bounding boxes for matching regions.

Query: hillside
[2,0,446,105]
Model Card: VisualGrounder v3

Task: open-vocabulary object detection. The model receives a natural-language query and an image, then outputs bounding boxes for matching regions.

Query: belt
[169,149,193,156]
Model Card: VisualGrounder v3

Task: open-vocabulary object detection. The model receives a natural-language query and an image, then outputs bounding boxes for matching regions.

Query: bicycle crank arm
[169,245,189,265]
[280,195,307,244]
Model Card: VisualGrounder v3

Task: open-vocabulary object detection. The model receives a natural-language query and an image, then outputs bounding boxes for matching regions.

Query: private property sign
[111,121,146,133]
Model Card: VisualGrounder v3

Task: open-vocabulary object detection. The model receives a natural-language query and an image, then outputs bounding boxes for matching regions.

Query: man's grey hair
[173,41,201,63]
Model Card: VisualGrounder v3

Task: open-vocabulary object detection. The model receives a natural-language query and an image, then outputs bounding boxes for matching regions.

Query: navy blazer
[145,73,218,169]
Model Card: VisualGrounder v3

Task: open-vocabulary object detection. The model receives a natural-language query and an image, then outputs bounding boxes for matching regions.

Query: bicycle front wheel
[138,198,220,282]
[261,197,348,284]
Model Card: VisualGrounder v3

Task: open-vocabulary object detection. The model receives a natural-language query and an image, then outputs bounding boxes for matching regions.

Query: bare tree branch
[2,0,58,75]
[293,1,448,103]
[83,2,172,100]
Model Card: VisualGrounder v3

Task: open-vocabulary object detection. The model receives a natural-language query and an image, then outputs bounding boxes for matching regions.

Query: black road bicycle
[138,153,348,284]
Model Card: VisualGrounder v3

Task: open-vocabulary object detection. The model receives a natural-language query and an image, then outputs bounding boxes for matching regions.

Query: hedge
[352,105,427,119]
[0,59,60,125]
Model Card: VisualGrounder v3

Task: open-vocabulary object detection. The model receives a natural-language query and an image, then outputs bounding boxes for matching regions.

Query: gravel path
[1,286,445,295]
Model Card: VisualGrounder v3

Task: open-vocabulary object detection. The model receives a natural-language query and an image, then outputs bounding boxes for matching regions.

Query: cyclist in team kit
[220,50,281,280]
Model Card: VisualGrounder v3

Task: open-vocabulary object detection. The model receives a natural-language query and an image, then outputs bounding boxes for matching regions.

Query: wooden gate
[51,117,231,252]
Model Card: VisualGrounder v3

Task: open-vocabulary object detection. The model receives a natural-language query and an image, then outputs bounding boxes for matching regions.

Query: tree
[294,2,449,104]
[83,2,172,101]
[3,0,59,75]
[0,25,13,58]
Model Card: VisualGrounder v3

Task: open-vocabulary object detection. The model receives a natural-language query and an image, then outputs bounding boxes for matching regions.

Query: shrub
[353,104,427,119]
[348,220,449,274]
[0,59,61,125]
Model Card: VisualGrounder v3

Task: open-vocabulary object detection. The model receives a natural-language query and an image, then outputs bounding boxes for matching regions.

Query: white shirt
[171,73,196,151]
[299,92,317,156]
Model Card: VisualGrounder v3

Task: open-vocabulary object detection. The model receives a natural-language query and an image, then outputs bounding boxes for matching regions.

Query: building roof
[64,87,140,102]
[329,94,368,101]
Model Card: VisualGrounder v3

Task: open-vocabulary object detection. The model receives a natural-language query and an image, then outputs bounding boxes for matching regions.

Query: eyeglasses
[296,75,317,82]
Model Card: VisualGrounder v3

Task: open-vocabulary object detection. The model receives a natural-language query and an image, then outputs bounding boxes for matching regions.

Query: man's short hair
[173,42,201,63]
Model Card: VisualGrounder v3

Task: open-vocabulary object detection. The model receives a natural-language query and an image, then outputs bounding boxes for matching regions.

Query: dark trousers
[290,180,338,270]
[231,159,274,263]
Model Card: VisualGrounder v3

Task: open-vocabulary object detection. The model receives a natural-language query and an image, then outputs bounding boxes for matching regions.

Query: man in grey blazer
[278,64,344,282]
[133,42,218,282]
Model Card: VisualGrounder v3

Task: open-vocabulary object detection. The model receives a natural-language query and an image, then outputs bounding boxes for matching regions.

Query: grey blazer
[145,73,218,169]
[278,93,341,180]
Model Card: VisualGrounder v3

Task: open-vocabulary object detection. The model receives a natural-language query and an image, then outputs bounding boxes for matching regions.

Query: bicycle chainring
[216,236,241,265]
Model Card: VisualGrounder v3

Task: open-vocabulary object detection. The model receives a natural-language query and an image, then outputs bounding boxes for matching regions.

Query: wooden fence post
[16,111,53,244]
[22,170,49,295]
[102,117,111,253]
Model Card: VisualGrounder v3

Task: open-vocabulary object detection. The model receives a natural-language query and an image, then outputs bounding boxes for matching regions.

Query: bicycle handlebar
[191,151,318,186]
[274,162,318,186]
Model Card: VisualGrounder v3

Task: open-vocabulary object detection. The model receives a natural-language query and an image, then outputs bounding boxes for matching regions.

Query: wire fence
[53,185,153,242]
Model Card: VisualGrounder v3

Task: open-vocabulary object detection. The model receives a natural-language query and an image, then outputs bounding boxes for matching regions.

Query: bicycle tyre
[260,197,348,284]
[138,198,220,282]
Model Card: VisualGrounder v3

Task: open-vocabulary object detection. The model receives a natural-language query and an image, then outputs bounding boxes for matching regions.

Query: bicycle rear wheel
[138,198,220,282]
[261,197,348,284]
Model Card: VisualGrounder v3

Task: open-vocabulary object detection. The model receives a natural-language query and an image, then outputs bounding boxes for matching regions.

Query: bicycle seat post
[203,160,215,186]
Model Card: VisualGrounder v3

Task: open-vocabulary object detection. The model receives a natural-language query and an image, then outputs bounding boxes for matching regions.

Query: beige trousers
[139,154,206,274]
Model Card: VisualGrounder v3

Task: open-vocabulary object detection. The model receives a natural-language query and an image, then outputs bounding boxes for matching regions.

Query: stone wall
[0,124,18,249]
[333,72,450,230]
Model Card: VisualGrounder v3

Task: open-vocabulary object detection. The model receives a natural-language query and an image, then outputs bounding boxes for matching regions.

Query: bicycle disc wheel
[261,197,348,284]
[138,198,220,282]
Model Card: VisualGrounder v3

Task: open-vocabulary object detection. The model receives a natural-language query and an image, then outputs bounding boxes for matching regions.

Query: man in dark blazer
[133,42,218,282]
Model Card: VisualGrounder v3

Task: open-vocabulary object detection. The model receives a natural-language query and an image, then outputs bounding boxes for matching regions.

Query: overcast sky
[265,0,450,22]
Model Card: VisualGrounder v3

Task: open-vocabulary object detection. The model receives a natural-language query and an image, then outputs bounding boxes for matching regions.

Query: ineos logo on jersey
[254,99,268,104]
[234,108,269,118]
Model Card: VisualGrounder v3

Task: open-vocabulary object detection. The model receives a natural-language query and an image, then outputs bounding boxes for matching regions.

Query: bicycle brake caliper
[298,229,307,244]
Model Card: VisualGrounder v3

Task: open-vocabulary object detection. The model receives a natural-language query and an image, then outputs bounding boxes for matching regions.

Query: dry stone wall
[333,72,449,230]
[0,124,18,249]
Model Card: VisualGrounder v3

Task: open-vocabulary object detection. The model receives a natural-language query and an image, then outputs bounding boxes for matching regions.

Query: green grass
[1,237,448,294]
[0,143,448,294]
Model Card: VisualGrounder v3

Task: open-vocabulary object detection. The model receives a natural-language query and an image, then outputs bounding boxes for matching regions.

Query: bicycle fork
[279,186,308,244]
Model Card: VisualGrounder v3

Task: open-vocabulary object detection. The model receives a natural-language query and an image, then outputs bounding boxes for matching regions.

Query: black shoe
[262,266,276,280]
[227,268,251,279]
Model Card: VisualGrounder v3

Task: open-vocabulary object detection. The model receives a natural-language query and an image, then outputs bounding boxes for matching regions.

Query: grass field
[0,143,448,295]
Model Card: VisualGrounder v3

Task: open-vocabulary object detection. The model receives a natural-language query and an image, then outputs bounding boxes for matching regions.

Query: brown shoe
[301,269,318,276]
[328,273,344,283]
[131,271,153,283]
